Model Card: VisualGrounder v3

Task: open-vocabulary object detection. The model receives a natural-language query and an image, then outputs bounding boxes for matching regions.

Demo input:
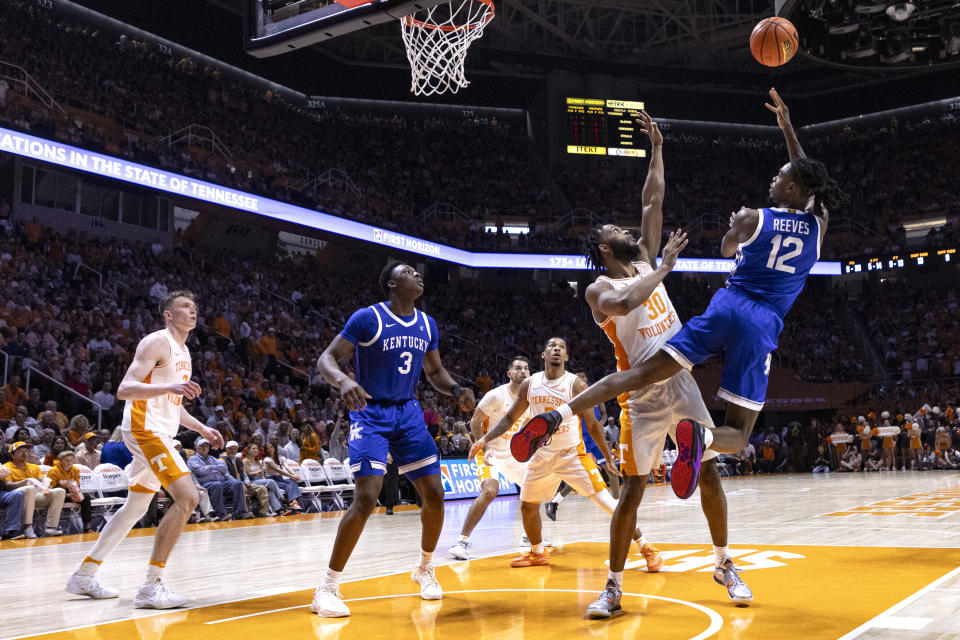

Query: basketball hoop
[400,0,495,96]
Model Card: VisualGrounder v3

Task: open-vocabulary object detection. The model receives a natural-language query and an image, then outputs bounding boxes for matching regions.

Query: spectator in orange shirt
[4,375,28,406]
[0,388,15,422]
[300,423,321,463]
[212,311,232,350]
[24,216,43,250]
[66,414,92,447]
[258,328,278,375]
[47,450,92,532]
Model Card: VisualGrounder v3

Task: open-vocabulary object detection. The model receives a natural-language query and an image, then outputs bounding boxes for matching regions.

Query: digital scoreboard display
[565,97,647,158]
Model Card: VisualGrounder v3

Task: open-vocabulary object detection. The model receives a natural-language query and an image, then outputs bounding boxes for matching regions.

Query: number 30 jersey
[595,261,681,371]
[726,207,821,318]
[340,302,439,403]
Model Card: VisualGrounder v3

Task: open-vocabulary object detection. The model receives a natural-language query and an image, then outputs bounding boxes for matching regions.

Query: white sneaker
[411,565,442,600]
[66,572,119,599]
[521,535,552,547]
[23,528,37,539]
[311,586,350,617]
[449,539,472,560]
[134,577,188,609]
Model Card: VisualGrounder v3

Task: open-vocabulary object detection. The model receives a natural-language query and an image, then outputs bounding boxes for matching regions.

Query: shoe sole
[66,585,119,599]
[310,603,351,617]
[449,550,469,561]
[511,417,551,463]
[134,600,187,609]
[586,606,621,619]
[645,557,664,572]
[671,419,704,499]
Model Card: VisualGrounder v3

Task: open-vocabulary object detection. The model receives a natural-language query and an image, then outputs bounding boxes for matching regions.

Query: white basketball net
[400,0,495,96]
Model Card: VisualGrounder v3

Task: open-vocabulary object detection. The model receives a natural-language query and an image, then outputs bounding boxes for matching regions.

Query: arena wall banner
[439,459,518,500]
[0,127,842,275]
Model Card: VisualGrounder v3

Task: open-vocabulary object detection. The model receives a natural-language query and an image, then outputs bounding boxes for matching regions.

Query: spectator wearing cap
[0,464,26,540]
[47,450,92,532]
[74,432,101,469]
[206,405,233,439]
[187,438,251,521]
[2,441,65,538]
[220,441,272,517]
[99,427,133,469]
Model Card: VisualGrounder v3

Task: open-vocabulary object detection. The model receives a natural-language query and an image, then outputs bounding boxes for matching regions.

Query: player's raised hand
[764,87,793,130]
[168,380,202,399]
[339,379,371,411]
[636,110,663,147]
[661,228,688,270]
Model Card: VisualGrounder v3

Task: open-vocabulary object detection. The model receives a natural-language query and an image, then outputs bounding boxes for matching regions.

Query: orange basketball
[750,17,799,67]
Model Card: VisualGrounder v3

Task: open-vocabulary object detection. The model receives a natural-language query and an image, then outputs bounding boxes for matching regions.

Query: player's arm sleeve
[339,307,375,346]
[426,315,439,352]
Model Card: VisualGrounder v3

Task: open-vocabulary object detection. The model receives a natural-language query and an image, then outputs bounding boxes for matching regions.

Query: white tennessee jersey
[595,260,681,372]
[526,371,582,452]
[477,383,528,452]
[122,329,191,438]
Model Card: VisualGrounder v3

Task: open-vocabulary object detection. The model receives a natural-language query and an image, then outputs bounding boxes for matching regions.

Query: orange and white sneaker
[510,550,550,567]
[639,542,664,572]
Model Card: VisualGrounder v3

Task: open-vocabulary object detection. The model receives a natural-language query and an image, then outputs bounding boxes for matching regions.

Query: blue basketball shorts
[348,399,440,482]
[661,287,784,411]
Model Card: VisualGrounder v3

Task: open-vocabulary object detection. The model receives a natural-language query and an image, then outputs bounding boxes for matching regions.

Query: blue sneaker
[671,419,705,499]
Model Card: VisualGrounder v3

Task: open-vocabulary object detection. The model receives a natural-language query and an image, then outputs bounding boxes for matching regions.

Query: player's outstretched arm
[638,110,665,266]
[585,229,688,318]
[574,378,621,478]
[765,88,805,161]
[317,335,370,411]
[117,334,200,401]
[423,349,476,412]
[469,379,531,458]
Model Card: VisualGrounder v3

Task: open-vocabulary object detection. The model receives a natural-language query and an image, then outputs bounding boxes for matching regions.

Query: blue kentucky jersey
[726,207,821,318]
[340,302,439,403]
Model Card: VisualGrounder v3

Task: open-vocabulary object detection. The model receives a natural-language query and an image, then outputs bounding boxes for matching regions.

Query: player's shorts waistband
[366,398,415,407]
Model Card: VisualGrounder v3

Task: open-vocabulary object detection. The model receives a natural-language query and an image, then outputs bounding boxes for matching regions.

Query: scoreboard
[565,97,647,158]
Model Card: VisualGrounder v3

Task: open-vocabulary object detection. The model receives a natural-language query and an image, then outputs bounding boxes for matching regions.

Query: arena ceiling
[72,0,960,115]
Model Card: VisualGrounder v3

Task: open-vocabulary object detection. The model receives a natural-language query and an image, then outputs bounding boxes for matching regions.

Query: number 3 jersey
[595,260,681,371]
[726,207,821,318]
[340,302,439,403]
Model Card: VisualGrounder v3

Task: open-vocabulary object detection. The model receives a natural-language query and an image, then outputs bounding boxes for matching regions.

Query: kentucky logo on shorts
[349,423,363,441]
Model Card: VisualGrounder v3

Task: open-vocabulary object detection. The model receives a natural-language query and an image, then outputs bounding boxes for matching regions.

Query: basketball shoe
[639,542,664,572]
[672,419,706,499]
[586,579,622,619]
[511,411,561,462]
[133,577,187,609]
[510,550,550,567]
[714,557,753,604]
[65,572,119,599]
[411,565,442,600]
[448,539,472,560]
[311,586,350,617]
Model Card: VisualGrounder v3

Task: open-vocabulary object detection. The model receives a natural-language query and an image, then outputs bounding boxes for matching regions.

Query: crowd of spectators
[2,0,960,263]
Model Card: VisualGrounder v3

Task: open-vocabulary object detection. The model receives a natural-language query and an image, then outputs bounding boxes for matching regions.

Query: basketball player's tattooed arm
[638,110,664,268]
[721,208,760,258]
[573,377,621,478]
[469,379,531,458]
[317,335,371,411]
[765,88,806,161]
[116,334,201,401]
[585,229,689,318]
[423,349,476,412]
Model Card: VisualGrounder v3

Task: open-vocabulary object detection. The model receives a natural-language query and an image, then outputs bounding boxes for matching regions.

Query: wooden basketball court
[3,472,960,640]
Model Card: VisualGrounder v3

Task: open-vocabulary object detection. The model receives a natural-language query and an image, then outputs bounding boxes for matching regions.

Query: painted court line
[868,616,932,631]
[206,588,725,640]
[836,565,960,640]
